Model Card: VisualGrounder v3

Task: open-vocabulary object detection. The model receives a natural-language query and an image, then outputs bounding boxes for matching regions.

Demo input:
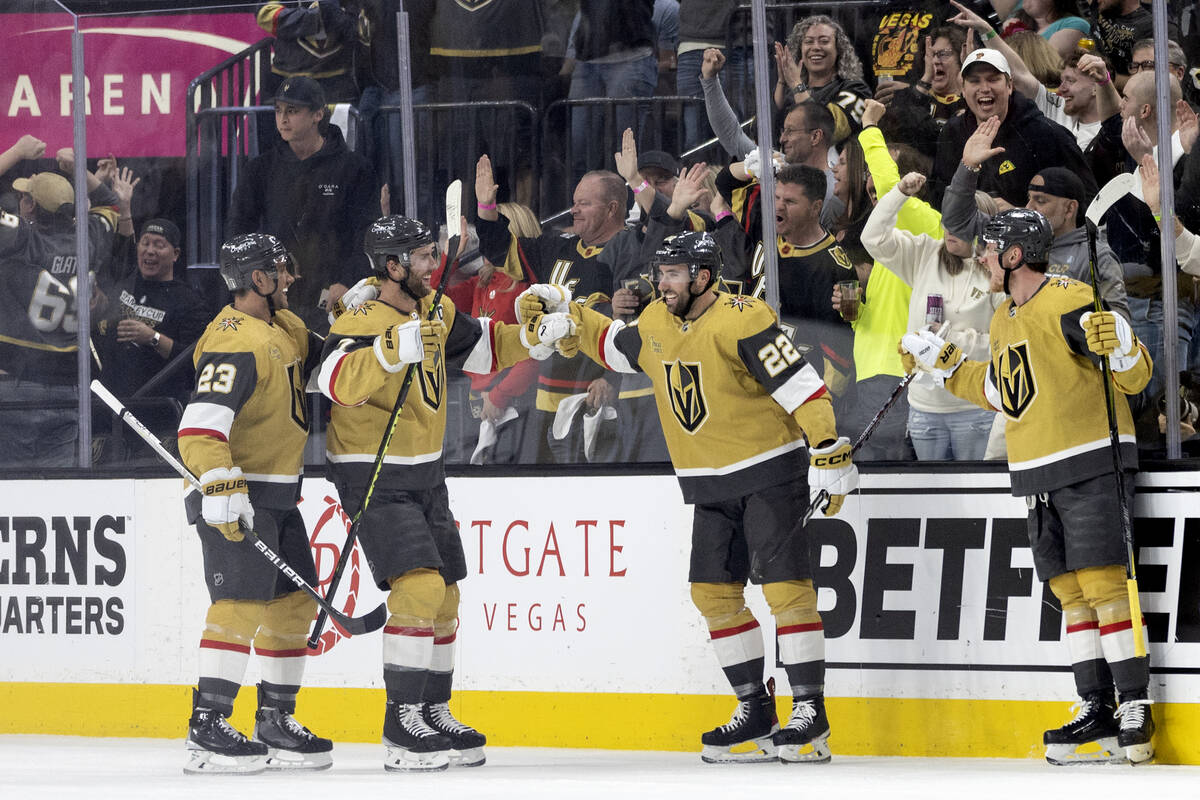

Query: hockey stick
[801,323,950,527]
[307,179,464,649]
[1084,172,1145,657]
[90,379,387,637]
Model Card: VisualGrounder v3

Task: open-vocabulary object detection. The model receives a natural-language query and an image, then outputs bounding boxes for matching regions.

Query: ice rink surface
[2,736,1198,799]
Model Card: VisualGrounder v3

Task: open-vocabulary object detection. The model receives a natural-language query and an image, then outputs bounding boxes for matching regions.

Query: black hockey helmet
[982,208,1053,268]
[650,231,723,290]
[219,232,291,292]
[364,215,436,276]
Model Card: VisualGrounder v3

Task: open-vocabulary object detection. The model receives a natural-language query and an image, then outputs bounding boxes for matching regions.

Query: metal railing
[185,37,273,268]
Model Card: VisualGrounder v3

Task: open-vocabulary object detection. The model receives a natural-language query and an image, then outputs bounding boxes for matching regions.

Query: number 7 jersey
[178,305,310,509]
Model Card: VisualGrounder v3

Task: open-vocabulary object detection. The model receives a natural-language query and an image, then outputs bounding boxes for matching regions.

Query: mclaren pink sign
[0,13,263,157]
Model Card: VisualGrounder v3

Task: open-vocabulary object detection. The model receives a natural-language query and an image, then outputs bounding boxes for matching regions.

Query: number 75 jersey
[598,293,827,504]
[178,305,310,509]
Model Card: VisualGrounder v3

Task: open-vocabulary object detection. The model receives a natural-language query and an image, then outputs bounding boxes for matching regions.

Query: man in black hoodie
[228,76,377,333]
[929,48,1096,211]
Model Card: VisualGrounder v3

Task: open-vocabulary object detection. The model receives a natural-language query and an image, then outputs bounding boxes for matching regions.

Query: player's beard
[405,270,432,299]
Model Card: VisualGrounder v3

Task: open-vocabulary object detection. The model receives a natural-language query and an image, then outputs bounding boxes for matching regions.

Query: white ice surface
[1,736,1198,799]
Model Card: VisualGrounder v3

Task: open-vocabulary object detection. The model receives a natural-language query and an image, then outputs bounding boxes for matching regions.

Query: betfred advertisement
[0,13,262,157]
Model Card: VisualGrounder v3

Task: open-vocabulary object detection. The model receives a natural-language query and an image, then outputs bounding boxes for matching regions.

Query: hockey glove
[808,437,858,517]
[374,318,444,373]
[520,312,577,360]
[1081,310,1141,372]
[200,466,253,542]
[514,284,573,325]
[900,329,964,386]
[328,276,379,324]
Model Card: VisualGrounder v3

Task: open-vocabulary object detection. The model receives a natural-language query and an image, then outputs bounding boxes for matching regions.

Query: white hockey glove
[328,276,379,324]
[514,284,573,325]
[900,328,965,386]
[808,437,858,517]
[743,148,785,181]
[200,466,253,542]
[374,318,445,373]
[1081,310,1141,372]
[520,312,578,360]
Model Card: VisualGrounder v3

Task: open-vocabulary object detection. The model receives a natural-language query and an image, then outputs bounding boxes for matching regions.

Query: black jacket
[228,125,376,322]
[929,92,1097,210]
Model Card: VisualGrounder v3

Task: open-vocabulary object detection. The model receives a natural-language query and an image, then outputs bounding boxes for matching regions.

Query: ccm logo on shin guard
[203,478,246,495]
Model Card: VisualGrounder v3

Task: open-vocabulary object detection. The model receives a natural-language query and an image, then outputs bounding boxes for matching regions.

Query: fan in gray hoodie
[941,164,1129,320]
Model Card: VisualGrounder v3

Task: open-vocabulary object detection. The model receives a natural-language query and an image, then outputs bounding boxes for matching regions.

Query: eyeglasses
[1130,60,1182,73]
[781,127,816,137]
[930,49,956,61]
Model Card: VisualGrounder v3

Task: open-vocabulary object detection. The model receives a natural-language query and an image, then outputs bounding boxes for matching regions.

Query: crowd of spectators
[3,0,1199,468]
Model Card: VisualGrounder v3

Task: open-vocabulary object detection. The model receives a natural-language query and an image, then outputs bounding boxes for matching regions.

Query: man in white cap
[928,47,1096,210]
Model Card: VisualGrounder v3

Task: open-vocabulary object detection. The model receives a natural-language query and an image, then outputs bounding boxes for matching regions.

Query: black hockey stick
[307,179,464,649]
[800,322,949,527]
[1083,172,1145,657]
[90,379,387,637]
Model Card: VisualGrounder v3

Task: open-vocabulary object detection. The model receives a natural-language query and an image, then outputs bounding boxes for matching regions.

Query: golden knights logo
[829,244,854,271]
[216,316,243,332]
[997,341,1036,418]
[418,344,444,410]
[418,304,446,409]
[664,359,707,433]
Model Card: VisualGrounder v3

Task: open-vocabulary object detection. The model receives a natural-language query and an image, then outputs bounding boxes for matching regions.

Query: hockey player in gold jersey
[177,233,331,774]
[900,208,1156,765]
[538,231,859,763]
[316,215,574,771]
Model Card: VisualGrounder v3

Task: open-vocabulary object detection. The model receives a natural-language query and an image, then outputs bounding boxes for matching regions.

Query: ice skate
[1116,697,1155,765]
[699,688,779,764]
[423,702,487,767]
[184,692,267,775]
[1043,692,1122,766]
[253,687,333,771]
[773,695,831,764]
[383,700,452,771]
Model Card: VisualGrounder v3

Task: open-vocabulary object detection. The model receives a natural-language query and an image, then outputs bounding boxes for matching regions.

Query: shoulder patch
[724,294,755,312]
[216,316,245,332]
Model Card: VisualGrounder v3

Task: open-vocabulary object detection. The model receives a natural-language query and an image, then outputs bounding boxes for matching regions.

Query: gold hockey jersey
[178,306,310,509]
[946,277,1151,495]
[318,294,529,490]
[574,293,832,503]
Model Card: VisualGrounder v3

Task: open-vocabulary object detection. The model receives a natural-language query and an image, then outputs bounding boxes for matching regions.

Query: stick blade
[1085,172,1136,227]
[445,179,463,237]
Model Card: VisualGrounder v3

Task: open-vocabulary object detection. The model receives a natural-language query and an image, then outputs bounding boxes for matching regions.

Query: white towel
[470,406,520,465]
[551,393,617,462]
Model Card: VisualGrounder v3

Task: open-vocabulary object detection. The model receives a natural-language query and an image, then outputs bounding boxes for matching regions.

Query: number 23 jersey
[178,305,310,509]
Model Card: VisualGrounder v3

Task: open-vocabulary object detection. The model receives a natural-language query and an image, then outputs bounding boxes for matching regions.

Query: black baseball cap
[637,150,680,176]
[1030,167,1089,225]
[273,76,325,110]
[140,218,181,248]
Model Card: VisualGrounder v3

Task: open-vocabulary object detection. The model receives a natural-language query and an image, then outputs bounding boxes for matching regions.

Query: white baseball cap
[960,48,1012,78]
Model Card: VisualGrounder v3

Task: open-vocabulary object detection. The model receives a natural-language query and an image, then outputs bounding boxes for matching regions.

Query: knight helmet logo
[998,341,1037,418]
[664,359,708,433]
